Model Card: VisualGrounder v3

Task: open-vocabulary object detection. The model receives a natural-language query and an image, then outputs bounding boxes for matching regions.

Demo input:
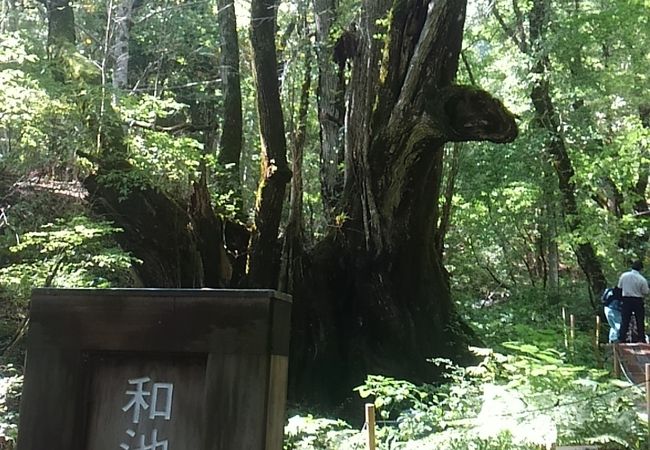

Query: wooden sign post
[562,307,568,350]
[613,344,621,378]
[16,288,292,450]
[594,315,604,368]
[646,363,650,449]
[365,403,376,450]
[570,314,576,355]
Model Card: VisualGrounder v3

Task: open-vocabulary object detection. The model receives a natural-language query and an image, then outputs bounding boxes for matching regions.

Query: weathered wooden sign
[17,289,291,450]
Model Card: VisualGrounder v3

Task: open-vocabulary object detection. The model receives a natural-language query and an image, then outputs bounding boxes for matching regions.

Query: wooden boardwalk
[613,343,650,384]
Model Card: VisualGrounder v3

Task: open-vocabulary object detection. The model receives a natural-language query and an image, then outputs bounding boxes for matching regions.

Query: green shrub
[285,346,646,449]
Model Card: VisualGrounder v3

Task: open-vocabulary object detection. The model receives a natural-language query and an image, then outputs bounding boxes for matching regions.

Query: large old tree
[288,0,517,403]
[43,0,517,405]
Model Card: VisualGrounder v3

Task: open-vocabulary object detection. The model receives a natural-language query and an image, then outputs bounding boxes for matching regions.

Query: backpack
[601,286,622,307]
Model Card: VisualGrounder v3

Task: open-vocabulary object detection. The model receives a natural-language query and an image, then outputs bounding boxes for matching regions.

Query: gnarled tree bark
[290,0,517,405]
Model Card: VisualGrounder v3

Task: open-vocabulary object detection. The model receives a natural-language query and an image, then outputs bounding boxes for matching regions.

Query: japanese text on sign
[120,377,174,450]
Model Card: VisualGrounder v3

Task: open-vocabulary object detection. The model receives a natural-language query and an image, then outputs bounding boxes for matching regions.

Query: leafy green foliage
[0,216,138,306]
[456,0,650,295]
[209,159,244,219]
[0,30,94,179]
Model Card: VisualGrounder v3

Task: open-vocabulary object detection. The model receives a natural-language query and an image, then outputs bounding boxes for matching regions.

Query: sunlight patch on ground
[477,384,557,450]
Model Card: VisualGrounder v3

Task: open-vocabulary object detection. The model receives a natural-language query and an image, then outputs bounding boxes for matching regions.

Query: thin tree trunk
[216,0,243,212]
[247,0,291,288]
[548,236,559,290]
[190,171,232,288]
[435,143,461,259]
[312,0,345,219]
[543,174,560,292]
[111,0,134,91]
[279,43,312,293]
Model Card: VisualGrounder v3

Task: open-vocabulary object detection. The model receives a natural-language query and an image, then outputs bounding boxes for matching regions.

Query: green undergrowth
[285,288,647,449]
[285,346,645,449]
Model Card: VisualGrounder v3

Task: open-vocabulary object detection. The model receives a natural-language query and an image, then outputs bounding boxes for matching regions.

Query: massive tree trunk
[45,0,515,408]
[247,0,291,288]
[290,0,517,405]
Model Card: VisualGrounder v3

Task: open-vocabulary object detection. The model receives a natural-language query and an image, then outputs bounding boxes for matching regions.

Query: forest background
[0,0,649,448]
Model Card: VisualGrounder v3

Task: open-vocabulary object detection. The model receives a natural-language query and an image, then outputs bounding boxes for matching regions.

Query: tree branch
[468,235,511,290]
[493,3,527,53]
[126,118,213,133]
[511,0,528,52]
[460,51,477,86]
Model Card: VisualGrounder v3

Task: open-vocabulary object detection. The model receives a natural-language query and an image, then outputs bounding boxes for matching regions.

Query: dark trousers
[618,297,645,343]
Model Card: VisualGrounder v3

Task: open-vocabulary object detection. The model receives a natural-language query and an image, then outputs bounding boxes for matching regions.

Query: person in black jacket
[617,260,650,343]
